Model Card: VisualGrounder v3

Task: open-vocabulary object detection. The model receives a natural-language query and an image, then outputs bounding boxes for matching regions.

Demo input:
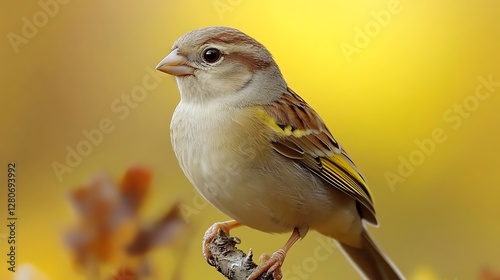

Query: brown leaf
[126,201,186,255]
[110,266,138,280]
[480,268,500,280]
[65,166,153,266]
[119,165,152,215]
[64,165,187,279]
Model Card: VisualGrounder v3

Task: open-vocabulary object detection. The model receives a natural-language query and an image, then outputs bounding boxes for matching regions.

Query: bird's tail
[339,230,404,280]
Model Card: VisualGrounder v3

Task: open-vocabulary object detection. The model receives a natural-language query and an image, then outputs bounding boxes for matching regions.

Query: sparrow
[156,26,404,280]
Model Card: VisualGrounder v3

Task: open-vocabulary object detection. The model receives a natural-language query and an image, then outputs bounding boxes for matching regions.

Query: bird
[156,26,404,280]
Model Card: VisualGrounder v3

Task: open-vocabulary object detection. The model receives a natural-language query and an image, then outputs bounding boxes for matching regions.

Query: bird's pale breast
[171,101,362,242]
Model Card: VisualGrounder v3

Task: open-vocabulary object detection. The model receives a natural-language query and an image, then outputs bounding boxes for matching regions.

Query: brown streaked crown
[173,26,274,71]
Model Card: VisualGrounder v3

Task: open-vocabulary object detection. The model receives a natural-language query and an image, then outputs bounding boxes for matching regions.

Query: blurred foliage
[63,166,186,279]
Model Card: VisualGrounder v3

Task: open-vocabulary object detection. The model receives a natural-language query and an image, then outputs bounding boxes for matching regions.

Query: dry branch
[207,230,274,280]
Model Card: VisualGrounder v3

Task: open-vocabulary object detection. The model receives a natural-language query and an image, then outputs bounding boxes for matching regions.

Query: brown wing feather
[263,88,377,225]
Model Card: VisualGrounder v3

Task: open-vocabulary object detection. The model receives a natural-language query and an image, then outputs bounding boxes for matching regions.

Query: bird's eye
[202,48,222,63]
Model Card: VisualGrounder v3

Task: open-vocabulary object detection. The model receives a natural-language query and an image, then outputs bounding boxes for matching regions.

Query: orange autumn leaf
[110,267,138,280]
[64,166,187,279]
[127,201,186,255]
[481,268,500,280]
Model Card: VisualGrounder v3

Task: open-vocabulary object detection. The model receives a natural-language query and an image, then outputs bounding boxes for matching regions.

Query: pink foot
[202,220,240,265]
[247,249,285,280]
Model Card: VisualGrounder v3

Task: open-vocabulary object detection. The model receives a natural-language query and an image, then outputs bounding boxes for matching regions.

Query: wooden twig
[207,230,274,280]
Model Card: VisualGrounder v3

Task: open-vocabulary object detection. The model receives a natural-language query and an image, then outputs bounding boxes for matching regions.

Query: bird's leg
[203,220,241,264]
[248,228,301,280]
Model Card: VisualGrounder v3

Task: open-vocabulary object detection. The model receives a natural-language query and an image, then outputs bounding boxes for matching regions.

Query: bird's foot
[247,249,286,280]
[202,220,240,265]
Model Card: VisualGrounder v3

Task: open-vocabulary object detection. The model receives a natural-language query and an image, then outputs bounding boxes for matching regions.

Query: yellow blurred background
[1,0,500,279]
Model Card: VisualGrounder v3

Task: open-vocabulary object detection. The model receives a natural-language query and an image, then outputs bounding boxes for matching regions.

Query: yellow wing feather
[257,88,377,225]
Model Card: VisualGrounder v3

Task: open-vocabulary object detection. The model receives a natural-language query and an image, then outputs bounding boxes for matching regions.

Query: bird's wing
[259,88,377,225]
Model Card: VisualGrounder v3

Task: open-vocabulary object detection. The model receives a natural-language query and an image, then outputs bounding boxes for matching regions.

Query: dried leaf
[65,167,153,266]
[110,267,138,280]
[127,201,186,255]
[64,165,188,279]
[480,268,500,280]
[119,165,152,216]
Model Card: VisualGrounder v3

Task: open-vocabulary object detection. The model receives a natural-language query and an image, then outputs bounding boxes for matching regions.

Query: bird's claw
[247,249,285,280]
[202,222,232,266]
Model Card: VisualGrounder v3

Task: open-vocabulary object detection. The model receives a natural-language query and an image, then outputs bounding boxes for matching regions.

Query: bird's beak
[156,48,194,76]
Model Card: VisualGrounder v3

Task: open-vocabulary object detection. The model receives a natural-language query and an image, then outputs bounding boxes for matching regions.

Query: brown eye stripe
[226,52,271,71]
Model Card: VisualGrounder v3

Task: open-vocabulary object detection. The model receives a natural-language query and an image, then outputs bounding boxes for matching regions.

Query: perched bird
[156,26,404,280]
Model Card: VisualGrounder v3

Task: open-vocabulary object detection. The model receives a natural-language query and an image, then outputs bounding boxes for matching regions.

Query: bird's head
[156,26,287,105]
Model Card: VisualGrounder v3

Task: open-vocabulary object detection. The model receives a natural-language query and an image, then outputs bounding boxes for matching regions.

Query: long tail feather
[339,230,404,280]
